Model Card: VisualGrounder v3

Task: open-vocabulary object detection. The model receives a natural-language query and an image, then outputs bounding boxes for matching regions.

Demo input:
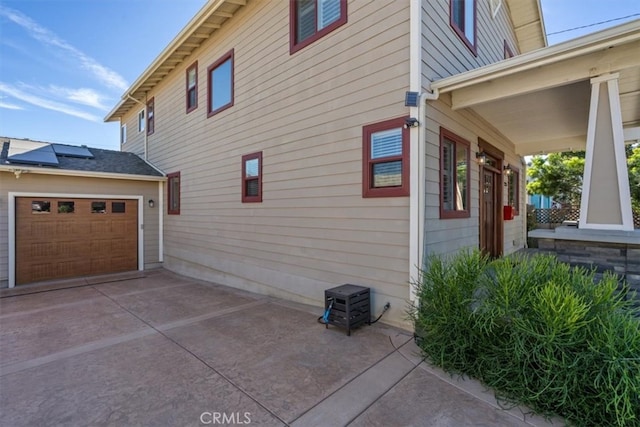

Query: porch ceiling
[431,19,640,156]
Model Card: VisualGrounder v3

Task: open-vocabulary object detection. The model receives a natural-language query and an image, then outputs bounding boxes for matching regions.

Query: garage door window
[112,202,126,213]
[31,201,51,214]
[58,201,75,214]
[91,201,107,213]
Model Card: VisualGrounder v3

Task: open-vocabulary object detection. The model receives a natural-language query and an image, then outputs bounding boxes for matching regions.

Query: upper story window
[450,0,477,55]
[362,117,409,198]
[440,127,470,219]
[208,50,234,117]
[290,0,347,54]
[186,61,198,113]
[242,152,262,203]
[147,97,155,135]
[138,109,145,132]
[167,172,180,215]
[120,124,127,144]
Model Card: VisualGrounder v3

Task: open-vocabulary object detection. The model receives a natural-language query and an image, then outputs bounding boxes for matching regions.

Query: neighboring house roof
[105,0,546,122]
[105,0,247,122]
[505,0,547,53]
[0,137,165,181]
[431,19,640,156]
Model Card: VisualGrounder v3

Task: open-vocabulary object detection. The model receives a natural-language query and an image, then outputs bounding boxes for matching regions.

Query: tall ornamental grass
[411,251,640,426]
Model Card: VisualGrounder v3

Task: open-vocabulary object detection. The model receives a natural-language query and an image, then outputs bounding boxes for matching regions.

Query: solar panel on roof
[7,140,59,166]
[52,144,94,158]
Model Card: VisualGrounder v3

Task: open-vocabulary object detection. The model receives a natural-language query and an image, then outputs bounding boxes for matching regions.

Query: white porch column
[579,73,634,231]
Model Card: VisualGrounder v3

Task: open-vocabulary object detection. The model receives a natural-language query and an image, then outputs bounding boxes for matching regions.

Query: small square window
[362,117,409,198]
[207,50,234,117]
[31,200,51,214]
[58,201,75,214]
[138,109,145,132]
[147,97,155,135]
[186,61,198,113]
[168,172,181,214]
[242,152,262,203]
[112,202,126,213]
[450,0,476,55]
[440,128,471,218]
[91,201,106,213]
[290,0,347,54]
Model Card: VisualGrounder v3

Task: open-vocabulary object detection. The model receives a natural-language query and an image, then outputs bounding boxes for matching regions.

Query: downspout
[126,94,148,161]
[409,0,440,302]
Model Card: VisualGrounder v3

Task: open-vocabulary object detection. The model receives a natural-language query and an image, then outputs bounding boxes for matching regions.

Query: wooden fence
[532,208,640,229]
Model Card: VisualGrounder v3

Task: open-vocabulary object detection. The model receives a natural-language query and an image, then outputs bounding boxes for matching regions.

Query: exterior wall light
[148,199,155,208]
[476,152,487,165]
[404,117,419,128]
[503,164,513,175]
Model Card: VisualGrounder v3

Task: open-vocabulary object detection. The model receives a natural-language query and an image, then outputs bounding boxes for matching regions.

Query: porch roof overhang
[105,0,247,122]
[430,19,640,156]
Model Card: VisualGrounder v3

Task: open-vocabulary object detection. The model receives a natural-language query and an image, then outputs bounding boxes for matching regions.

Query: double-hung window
[507,167,520,215]
[186,61,198,113]
[147,97,155,135]
[450,0,477,55]
[120,124,127,144]
[167,172,180,215]
[290,0,347,54]
[207,50,234,117]
[440,128,470,218]
[362,117,409,198]
[138,109,145,132]
[242,152,262,203]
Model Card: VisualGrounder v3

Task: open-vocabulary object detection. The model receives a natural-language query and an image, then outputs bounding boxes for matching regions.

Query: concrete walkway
[0,270,560,426]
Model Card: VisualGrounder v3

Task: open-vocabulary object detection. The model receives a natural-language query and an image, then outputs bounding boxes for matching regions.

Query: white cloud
[0,6,128,92]
[0,83,101,122]
[0,97,24,110]
[48,86,109,110]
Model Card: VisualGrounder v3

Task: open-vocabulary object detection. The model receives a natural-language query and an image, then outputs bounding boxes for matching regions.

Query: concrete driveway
[0,270,557,426]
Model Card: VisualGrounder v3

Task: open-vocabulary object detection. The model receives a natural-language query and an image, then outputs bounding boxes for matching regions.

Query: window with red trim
[440,128,470,218]
[362,117,409,198]
[168,172,180,215]
[186,61,198,113]
[242,152,262,203]
[207,50,234,117]
[290,0,347,54]
[507,167,520,215]
[450,0,477,55]
[146,97,155,135]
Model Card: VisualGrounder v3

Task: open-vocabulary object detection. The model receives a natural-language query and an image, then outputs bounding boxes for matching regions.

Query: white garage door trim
[8,192,145,288]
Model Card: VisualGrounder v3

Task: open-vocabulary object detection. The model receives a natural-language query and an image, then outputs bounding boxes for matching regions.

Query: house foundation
[529,227,640,304]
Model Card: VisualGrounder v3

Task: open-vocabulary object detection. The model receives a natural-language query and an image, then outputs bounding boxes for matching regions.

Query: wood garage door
[16,198,138,285]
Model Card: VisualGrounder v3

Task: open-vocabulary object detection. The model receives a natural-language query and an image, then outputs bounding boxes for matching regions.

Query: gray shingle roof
[1,138,163,177]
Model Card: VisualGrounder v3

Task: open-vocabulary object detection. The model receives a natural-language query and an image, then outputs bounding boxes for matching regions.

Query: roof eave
[0,165,166,182]
[105,0,242,122]
[431,19,640,93]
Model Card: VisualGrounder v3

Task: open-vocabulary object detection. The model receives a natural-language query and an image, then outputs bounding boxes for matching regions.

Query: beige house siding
[0,172,161,285]
[121,109,146,158]
[424,95,526,257]
[119,0,412,327]
[421,0,520,85]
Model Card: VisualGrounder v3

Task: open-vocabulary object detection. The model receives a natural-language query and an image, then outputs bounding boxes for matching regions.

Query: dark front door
[480,168,500,257]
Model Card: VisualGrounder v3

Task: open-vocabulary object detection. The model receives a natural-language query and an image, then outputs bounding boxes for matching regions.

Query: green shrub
[410,251,640,426]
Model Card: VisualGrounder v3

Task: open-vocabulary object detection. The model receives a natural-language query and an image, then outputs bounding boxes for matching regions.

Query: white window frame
[138,109,145,132]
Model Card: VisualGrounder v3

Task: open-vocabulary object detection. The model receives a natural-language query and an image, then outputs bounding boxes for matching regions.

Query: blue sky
[0,0,638,151]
